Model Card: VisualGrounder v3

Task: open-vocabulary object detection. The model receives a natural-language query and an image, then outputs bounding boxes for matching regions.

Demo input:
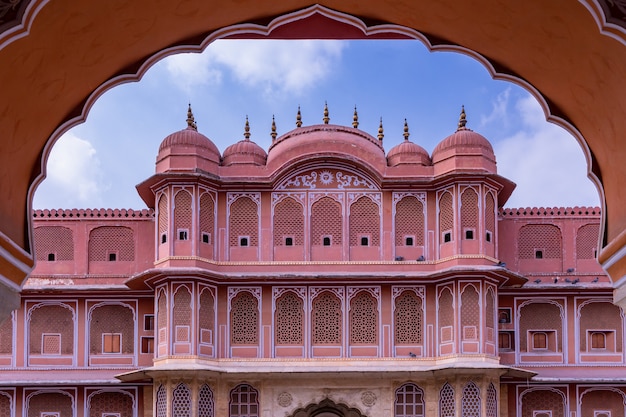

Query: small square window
[161,233,167,244]
[144,314,154,331]
[323,236,331,246]
[591,332,607,349]
[108,253,117,262]
[103,333,121,353]
[498,332,512,350]
[178,229,188,240]
[239,237,249,247]
[202,232,210,244]
[443,232,452,243]
[532,332,548,349]
[486,231,492,242]
[285,237,293,246]
[535,250,543,259]
[47,253,56,261]
[360,236,369,246]
[405,236,414,246]
[141,337,154,354]
[465,230,474,239]
[498,308,511,324]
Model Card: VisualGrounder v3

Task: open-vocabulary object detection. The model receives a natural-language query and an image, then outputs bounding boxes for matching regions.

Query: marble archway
[290,398,367,417]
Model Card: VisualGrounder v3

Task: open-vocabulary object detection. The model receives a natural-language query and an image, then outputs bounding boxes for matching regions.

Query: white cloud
[33,133,109,208]
[163,52,223,94]
[163,40,346,97]
[495,95,600,208]
[480,87,510,128]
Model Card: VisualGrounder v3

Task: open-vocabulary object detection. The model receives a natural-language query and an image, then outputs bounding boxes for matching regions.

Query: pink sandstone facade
[0,106,620,417]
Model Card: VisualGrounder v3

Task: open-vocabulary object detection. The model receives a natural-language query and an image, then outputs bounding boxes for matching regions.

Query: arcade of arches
[1,1,626,316]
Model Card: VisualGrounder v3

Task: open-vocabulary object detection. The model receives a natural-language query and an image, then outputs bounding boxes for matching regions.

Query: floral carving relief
[277,169,377,190]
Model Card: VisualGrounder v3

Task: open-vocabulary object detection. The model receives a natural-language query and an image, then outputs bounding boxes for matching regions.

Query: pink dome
[431,108,495,165]
[387,121,431,166]
[223,138,267,166]
[387,140,431,166]
[155,107,222,173]
[158,126,221,163]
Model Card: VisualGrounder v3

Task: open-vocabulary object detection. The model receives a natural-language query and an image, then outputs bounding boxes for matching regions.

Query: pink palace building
[0,105,621,417]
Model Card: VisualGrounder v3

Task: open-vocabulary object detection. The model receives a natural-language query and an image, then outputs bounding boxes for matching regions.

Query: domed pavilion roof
[156,105,221,173]
[222,117,267,166]
[387,119,431,166]
[431,106,495,164]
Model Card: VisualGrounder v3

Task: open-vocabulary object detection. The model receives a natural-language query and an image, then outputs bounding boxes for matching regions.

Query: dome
[223,139,267,166]
[387,120,431,166]
[431,107,495,165]
[155,106,221,172]
[266,105,387,173]
[158,127,221,162]
[222,117,267,166]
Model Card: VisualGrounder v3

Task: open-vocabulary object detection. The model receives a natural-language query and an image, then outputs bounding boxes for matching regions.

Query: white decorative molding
[347,286,380,300]
[228,287,262,303]
[347,192,382,207]
[277,169,377,190]
[392,286,425,301]
[273,286,307,301]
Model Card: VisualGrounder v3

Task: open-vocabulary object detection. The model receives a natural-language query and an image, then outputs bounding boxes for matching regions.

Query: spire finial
[271,115,277,141]
[186,103,197,131]
[377,117,384,141]
[352,106,359,128]
[296,106,302,128]
[323,101,330,124]
[244,115,250,140]
[403,118,410,141]
[457,105,467,131]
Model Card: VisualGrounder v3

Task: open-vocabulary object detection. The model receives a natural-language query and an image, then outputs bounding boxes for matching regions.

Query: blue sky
[33,39,600,209]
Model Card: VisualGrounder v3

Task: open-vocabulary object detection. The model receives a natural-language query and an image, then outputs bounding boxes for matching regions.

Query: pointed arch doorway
[290,398,367,417]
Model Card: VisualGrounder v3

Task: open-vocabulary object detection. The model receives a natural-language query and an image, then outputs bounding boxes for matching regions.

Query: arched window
[395,196,424,246]
[199,384,215,417]
[311,197,342,246]
[486,383,497,417]
[174,190,192,240]
[156,385,166,417]
[394,291,423,345]
[439,383,455,417]
[273,197,304,246]
[230,292,259,345]
[349,196,380,246]
[349,291,378,345]
[311,291,342,345]
[275,292,304,345]
[460,188,478,239]
[439,192,453,243]
[229,384,259,417]
[395,383,425,417]
[462,381,481,417]
[172,383,191,417]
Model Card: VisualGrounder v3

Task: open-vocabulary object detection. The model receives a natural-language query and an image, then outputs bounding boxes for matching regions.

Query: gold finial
[403,118,410,141]
[352,106,359,128]
[457,105,467,131]
[186,103,197,131]
[377,117,384,141]
[244,115,251,140]
[296,106,302,128]
[271,115,277,141]
[323,101,330,124]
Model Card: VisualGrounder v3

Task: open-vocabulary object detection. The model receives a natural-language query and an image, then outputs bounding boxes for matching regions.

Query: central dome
[266,105,387,173]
